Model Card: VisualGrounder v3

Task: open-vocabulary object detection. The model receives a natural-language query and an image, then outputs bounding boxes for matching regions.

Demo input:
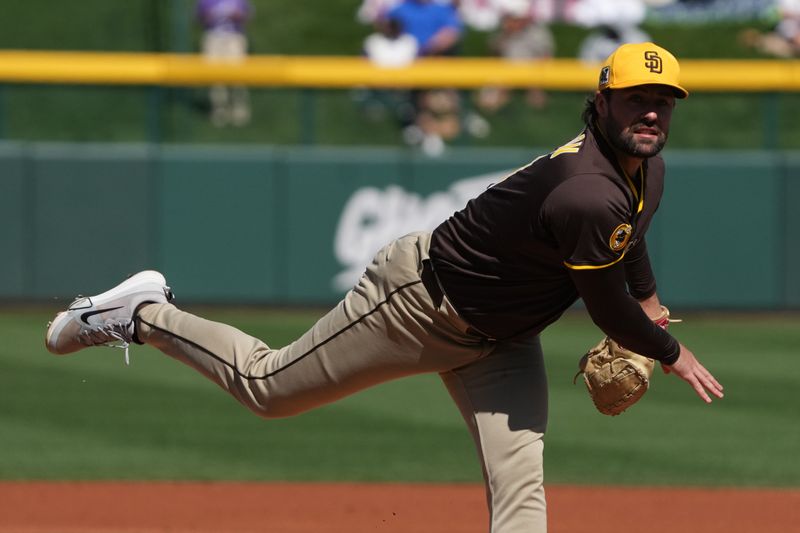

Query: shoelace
[78,320,134,365]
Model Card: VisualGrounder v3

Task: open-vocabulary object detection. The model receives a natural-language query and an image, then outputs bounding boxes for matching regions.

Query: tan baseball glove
[574,306,675,416]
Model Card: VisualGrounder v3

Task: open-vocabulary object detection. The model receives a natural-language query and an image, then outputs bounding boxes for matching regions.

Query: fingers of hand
[689,366,724,402]
[669,355,724,403]
[665,344,724,403]
[700,368,724,399]
[690,376,713,403]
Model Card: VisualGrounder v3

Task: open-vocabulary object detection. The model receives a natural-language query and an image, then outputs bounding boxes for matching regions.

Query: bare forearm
[637,292,663,320]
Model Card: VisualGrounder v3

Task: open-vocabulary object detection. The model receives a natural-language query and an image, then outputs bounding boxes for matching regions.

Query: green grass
[1,306,797,487]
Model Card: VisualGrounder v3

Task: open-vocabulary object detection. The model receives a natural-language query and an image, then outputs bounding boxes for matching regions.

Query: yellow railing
[1,50,800,92]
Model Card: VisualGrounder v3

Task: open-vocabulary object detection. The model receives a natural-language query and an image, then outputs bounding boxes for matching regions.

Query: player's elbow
[588,312,620,340]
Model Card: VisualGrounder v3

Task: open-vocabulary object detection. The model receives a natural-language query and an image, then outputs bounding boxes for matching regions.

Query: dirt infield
[1,482,798,533]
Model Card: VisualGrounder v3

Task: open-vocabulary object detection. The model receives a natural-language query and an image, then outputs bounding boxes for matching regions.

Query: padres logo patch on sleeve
[609,223,632,252]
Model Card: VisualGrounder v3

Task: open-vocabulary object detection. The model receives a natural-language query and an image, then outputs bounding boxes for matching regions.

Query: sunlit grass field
[1,306,797,487]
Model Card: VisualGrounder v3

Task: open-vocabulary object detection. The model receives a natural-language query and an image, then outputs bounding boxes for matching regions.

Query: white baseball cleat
[45,270,173,363]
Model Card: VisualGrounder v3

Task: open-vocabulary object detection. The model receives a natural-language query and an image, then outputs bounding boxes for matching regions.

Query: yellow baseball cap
[598,42,688,99]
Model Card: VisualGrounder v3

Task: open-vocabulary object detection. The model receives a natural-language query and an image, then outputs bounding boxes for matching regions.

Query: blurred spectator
[568,0,650,63]
[458,0,506,31]
[196,0,254,127]
[357,0,460,25]
[477,0,555,113]
[740,0,800,57]
[457,0,557,31]
[364,17,419,67]
[404,88,463,155]
[577,23,651,63]
[388,0,463,56]
[354,17,419,127]
[357,0,403,25]
[386,0,466,155]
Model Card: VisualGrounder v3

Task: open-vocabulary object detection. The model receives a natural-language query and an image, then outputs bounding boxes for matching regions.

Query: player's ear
[595,90,609,118]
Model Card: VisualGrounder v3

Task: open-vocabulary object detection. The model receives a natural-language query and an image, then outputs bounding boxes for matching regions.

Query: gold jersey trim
[563,251,627,270]
[550,133,585,159]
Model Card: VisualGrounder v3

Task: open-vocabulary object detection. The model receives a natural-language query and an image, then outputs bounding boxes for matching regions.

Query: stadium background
[0,1,798,532]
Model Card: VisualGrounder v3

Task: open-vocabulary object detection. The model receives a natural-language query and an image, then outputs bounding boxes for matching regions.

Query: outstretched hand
[661,344,724,403]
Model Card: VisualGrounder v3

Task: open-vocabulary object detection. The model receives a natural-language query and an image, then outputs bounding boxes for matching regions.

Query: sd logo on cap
[598,42,688,99]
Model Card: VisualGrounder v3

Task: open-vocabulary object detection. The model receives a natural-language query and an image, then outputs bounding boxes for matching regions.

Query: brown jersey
[430,123,679,362]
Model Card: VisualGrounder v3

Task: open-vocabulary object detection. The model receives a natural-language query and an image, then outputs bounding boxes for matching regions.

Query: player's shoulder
[546,172,627,214]
[507,127,634,194]
[550,131,591,160]
[527,127,607,174]
[535,133,621,198]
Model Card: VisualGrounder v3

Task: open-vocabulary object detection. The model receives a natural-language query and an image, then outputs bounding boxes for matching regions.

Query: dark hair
[581,89,611,125]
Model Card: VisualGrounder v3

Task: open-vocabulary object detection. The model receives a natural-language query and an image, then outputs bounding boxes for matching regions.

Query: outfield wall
[1,142,797,309]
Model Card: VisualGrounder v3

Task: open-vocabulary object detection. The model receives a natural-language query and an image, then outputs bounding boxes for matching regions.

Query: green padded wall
[158,146,282,302]
[25,143,155,299]
[654,151,784,308]
[2,142,797,310]
[0,143,27,296]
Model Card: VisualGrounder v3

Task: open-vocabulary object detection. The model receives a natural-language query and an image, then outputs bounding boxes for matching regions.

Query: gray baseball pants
[136,231,549,533]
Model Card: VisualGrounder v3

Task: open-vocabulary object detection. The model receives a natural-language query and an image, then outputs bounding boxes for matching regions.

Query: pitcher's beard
[606,118,668,158]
